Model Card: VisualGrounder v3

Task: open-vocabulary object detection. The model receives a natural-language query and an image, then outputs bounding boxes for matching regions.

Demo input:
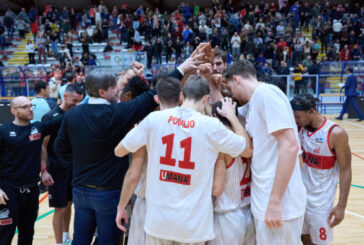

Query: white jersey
[134,162,147,199]
[299,118,339,214]
[122,107,246,243]
[214,156,251,213]
[246,83,306,221]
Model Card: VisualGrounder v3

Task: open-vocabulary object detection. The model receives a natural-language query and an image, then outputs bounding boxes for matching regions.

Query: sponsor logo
[159,169,191,185]
[29,133,41,141]
[0,208,10,219]
[30,127,39,135]
[0,218,12,225]
[315,138,324,144]
[9,131,16,137]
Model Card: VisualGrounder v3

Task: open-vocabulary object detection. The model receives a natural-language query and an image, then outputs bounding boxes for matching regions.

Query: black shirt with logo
[0,118,61,187]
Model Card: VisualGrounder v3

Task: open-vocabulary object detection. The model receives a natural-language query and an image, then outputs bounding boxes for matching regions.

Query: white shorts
[208,206,255,245]
[128,197,146,245]
[302,211,333,245]
[255,215,304,245]
[145,234,204,245]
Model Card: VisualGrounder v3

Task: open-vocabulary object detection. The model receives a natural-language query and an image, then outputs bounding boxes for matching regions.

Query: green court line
[15,209,55,235]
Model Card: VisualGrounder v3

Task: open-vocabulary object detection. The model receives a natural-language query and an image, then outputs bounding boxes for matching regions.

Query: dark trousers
[339,96,364,119]
[72,186,121,245]
[28,53,35,64]
[0,184,39,245]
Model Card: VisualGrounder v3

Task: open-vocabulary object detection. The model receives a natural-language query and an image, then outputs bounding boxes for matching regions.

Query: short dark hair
[156,76,181,106]
[223,60,257,81]
[290,94,318,111]
[214,50,227,64]
[85,70,117,97]
[347,67,353,73]
[211,101,238,127]
[122,75,150,99]
[182,75,210,101]
[34,80,48,94]
[65,72,75,82]
[65,83,84,95]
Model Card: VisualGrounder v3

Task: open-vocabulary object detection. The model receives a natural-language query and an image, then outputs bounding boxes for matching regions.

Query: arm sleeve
[114,87,157,130]
[53,114,72,167]
[259,88,294,134]
[40,114,63,136]
[121,116,149,153]
[207,119,246,157]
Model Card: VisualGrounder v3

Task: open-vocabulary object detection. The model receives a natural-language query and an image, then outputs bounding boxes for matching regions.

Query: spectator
[231,32,241,61]
[36,33,47,64]
[184,41,193,60]
[340,45,351,61]
[31,81,51,123]
[3,13,14,39]
[310,39,320,62]
[143,40,154,69]
[154,38,163,64]
[26,39,36,64]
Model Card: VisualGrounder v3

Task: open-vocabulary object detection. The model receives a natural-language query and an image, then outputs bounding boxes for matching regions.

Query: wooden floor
[11,115,364,245]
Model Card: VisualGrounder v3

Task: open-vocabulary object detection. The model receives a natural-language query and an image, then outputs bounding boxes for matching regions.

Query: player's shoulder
[329,124,348,141]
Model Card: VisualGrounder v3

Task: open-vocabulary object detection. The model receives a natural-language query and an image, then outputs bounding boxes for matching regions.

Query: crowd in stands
[0,1,364,89]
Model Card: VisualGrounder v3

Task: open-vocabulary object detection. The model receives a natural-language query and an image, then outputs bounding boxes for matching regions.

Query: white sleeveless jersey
[122,107,246,243]
[214,157,251,213]
[134,162,147,199]
[299,118,339,214]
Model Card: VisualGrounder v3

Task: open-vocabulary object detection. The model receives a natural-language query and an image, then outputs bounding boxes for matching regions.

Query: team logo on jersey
[315,138,324,144]
[29,127,41,141]
[53,113,58,117]
[9,131,16,137]
[0,208,12,225]
[159,169,191,185]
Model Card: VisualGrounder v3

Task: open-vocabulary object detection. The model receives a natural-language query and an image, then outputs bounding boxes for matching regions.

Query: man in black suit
[336,68,364,121]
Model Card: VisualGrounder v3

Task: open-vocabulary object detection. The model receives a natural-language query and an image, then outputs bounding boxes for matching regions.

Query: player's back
[142,107,245,242]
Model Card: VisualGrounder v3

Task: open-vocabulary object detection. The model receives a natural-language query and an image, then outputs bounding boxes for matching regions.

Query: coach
[54,57,202,245]
[336,68,364,121]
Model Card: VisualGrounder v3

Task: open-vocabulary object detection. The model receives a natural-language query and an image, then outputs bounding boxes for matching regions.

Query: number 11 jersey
[122,107,246,243]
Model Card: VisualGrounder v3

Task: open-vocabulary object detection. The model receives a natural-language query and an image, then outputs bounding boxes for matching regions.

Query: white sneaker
[63,239,72,245]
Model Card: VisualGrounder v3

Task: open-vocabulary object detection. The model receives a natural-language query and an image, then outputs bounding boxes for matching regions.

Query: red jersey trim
[307,118,327,137]
[327,124,338,156]
[302,150,336,169]
[226,158,235,169]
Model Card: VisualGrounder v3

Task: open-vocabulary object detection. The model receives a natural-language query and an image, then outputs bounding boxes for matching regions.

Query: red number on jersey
[160,134,195,170]
[178,137,195,169]
[240,157,251,186]
[160,134,176,166]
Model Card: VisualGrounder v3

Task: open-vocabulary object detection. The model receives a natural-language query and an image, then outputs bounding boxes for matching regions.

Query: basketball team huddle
[113,44,352,245]
[0,42,351,245]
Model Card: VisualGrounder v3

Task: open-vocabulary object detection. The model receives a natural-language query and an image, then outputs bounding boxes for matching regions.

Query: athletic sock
[63,232,70,242]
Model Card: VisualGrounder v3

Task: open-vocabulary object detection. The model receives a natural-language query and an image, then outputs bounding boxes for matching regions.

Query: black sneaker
[335,117,343,120]
[357,119,363,122]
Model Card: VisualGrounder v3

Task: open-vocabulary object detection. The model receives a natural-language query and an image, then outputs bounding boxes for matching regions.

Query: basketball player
[223,60,307,244]
[0,96,62,245]
[208,101,255,245]
[290,94,352,245]
[115,75,252,244]
[41,84,84,245]
[117,76,183,245]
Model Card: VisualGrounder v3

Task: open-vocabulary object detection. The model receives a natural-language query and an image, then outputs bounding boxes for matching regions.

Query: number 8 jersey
[122,107,246,243]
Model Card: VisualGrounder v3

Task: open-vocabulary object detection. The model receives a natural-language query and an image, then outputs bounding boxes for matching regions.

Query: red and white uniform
[122,107,246,243]
[299,118,339,245]
[128,163,147,245]
[208,157,255,245]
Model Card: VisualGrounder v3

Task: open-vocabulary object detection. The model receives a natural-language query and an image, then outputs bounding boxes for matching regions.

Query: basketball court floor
[11,116,364,245]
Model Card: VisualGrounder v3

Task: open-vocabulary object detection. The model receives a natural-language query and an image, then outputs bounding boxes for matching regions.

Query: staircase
[7,33,33,65]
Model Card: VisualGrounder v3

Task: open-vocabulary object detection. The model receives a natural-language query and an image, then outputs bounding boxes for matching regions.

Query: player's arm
[212,153,226,197]
[116,146,147,232]
[266,128,299,229]
[41,136,54,186]
[114,141,130,158]
[217,97,252,158]
[328,126,352,228]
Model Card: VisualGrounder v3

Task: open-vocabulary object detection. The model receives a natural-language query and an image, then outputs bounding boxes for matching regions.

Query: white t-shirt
[245,83,306,221]
[122,107,246,243]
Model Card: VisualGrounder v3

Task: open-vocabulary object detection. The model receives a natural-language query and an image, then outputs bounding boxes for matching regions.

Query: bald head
[11,96,30,109]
